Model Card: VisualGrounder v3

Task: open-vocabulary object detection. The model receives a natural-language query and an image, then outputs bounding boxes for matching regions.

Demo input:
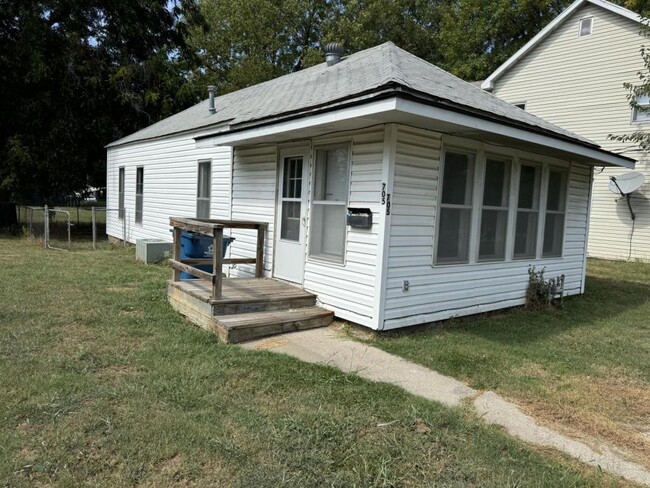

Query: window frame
[196,159,212,219]
[631,93,650,124]
[135,166,144,224]
[307,141,352,265]
[541,165,570,258]
[433,137,571,267]
[578,17,593,37]
[118,166,125,220]
[477,154,513,262]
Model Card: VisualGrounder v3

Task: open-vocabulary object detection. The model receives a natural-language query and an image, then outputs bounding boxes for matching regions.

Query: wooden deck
[167,278,334,343]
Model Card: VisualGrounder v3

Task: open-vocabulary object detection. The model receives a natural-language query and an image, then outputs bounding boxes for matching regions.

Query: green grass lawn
[0,236,633,487]
[368,259,650,468]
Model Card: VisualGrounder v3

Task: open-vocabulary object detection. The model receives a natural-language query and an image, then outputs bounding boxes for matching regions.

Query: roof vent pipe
[207,85,216,115]
[324,42,344,66]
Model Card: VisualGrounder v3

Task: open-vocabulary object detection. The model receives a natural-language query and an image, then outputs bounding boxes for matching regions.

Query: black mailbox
[346,208,373,228]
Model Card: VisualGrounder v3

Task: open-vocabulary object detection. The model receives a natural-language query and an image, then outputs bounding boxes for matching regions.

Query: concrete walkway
[242,327,650,487]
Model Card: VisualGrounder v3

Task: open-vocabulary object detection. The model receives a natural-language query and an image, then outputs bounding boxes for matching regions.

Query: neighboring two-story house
[483,0,650,261]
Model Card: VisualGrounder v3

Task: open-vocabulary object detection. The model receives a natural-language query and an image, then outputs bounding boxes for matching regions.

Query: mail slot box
[346,208,373,228]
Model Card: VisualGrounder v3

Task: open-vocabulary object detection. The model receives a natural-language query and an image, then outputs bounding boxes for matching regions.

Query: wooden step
[215,307,334,343]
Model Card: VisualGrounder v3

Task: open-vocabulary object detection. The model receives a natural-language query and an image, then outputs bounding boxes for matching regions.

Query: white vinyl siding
[491,2,650,261]
[382,125,592,330]
[106,130,231,243]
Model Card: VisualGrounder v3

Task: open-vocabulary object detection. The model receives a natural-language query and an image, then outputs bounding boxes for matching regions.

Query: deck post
[255,224,265,278]
[172,226,182,282]
[212,227,224,300]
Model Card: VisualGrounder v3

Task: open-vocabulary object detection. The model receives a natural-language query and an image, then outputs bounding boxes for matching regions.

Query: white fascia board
[395,98,635,168]
[481,0,642,91]
[195,98,398,147]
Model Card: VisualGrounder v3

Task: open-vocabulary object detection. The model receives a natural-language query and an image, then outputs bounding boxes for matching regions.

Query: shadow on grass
[378,275,650,346]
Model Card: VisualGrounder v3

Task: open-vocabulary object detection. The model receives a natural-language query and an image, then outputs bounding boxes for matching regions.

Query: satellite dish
[608,171,645,221]
[609,171,645,195]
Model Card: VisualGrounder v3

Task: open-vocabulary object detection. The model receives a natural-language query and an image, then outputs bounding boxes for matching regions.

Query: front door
[274,148,308,283]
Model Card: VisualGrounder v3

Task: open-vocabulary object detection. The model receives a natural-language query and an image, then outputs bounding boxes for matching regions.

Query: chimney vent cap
[324,42,344,66]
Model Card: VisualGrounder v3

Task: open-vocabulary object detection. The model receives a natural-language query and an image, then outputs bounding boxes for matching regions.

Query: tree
[0,0,202,202]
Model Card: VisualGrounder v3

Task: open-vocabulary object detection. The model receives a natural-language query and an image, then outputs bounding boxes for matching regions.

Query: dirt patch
[252,338,289,350]
[119,309,145,318]
[513,367,650,468]
[106,286,135,293]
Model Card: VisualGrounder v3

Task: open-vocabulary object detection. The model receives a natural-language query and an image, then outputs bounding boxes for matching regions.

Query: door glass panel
[280,157,303,242]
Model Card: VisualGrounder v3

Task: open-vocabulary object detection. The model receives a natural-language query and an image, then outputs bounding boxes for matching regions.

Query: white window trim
[433,136,571,267]
[118,166,125,221]
[578,16,594,37]
[306,141,352,266]
[512,160,543,261]
[541,165,570,258]
[631,94,650,124]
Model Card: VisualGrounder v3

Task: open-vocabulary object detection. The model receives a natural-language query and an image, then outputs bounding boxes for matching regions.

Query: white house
[482,0,650,261]
[107,42,634,331]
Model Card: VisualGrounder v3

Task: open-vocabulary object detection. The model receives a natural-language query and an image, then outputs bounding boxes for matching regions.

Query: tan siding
[383,125,591,329]
[491,3,650,260]
[106,131,231,243]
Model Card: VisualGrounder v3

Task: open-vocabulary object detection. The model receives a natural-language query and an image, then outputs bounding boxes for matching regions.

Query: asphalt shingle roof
[108,42,594,148]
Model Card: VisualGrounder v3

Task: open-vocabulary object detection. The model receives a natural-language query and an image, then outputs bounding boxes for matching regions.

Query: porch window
[514,163,541,259]
[436,150,475,264]
[118,167,125,220]
[197,160,211,219]
[309,144,350,262]
[135,166,144,224]
[478,156,511,261]
[542,168,568,257]
[435,145,570,265]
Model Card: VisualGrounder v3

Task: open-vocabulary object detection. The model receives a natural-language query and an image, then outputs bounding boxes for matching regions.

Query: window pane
[546,170,567,211]
[314,147,349,202]
[197,199,210,219]
[517,164,540,209]
[483,158,510,207]
[198,162,211,199]
[118,168,125,220]
[441,151,475,205]
[514,211,538,258]
[135,195,143,224]
[543,213,565,257]
[579,17,592,36]
[136,168,143,194]
[436,207,471,263]
[282,157,302,199]
[281,201,301,241]
[309,205,346,261]
[479,209,508,260]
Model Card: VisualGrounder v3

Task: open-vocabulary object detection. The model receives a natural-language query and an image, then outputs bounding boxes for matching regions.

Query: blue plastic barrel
[179,231,235,279]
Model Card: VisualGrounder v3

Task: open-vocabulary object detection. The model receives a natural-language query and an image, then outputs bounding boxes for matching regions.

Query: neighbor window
[309,144,350,262]
[632,94,650,122]
[542,168,568,257]
[578,17,593,37]
[435,147,570,265]
[197,160,211,219]
[513,102,526,110]
[436,150,475,264]
[514,163,541,259]
[118,167,125,220]
[478,156,511,261]
[135,167,144,224]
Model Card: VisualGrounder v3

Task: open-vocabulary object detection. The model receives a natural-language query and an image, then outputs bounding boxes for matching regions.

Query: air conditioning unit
[136,239,172,264]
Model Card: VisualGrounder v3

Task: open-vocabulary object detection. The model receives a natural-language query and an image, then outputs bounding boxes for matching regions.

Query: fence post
[255,224,265,278]
[43,205,48,249]
[91,206,97,250]
[212,227,224,300]
[66,212,71,251]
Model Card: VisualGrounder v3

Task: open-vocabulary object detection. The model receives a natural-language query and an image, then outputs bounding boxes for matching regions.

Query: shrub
[526,266,550,309]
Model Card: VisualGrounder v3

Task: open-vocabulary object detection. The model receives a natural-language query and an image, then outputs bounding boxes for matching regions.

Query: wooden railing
[169,217,267,300]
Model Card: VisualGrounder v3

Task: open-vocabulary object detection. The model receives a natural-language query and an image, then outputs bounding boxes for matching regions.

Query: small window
[632,94,650,123]
[513,102,526,110]
[118,167,125,220]
[135,167,144,224]
[436,150,476,264]
[309,144,350,262]
[542,168,568,257]
[514,163,541,259]
[478,156,511,261]
[197,160,211,219]
[578,17,593,37]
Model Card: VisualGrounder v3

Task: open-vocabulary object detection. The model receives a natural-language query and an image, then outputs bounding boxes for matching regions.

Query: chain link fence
[17,205,128,251]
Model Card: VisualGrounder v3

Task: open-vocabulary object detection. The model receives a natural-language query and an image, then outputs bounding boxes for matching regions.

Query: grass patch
[0,237,635,487]
[368,258,650,467]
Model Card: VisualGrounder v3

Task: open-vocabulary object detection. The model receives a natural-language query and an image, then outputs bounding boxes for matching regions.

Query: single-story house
[107,42,634,331]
